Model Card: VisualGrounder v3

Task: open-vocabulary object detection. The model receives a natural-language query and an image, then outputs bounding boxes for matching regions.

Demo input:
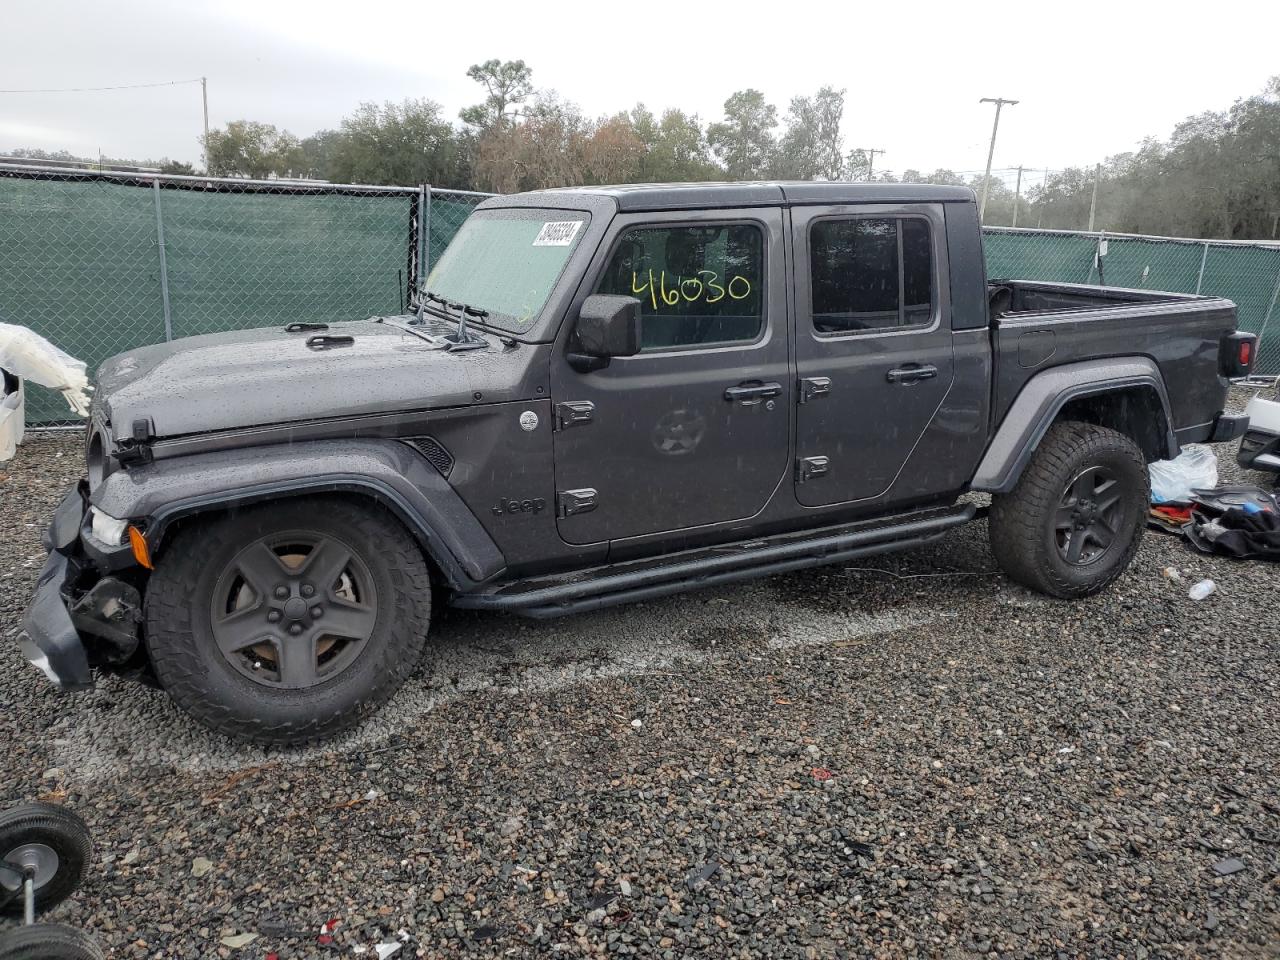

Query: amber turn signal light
[127,525,153,569]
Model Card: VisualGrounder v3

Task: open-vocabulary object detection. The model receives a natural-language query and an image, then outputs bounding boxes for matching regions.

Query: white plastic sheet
[0,323,92,417]
[1149,444,1218,503]
[0,378,23,461]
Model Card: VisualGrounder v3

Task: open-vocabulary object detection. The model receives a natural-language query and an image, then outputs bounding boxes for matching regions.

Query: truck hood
[96,318,524,439]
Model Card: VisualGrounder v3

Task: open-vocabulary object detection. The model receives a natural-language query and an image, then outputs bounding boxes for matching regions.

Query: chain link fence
[985,227,1280,376]
[0,163,492,424]
[5,170,1278,426]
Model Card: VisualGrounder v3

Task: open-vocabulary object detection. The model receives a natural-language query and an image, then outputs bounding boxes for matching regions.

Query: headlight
[89,507,128,546]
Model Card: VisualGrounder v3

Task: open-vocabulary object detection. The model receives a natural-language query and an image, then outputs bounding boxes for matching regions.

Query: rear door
[790,204,954,507]
[550,207,790,545]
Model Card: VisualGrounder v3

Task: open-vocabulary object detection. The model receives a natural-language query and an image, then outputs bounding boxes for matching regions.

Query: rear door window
[809,217,934,334]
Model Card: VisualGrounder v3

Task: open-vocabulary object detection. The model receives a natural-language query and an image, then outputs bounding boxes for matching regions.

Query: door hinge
[796,456,830,483]
[555,400,595,430]
[799,377,831,404]
[557,488,598,517]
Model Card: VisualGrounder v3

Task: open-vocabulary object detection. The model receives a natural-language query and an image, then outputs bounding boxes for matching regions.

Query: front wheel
[144,498,432,745]
[989,421,1149,598]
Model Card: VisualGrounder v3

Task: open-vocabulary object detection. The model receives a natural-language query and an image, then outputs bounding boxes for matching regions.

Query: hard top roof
[503,180,975,212]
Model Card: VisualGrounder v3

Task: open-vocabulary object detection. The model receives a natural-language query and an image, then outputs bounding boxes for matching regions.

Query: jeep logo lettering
[491,497,546,517]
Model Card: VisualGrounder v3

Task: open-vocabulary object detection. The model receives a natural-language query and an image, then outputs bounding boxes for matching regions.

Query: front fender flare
[971,357,1177,494]
[90,438,506,587]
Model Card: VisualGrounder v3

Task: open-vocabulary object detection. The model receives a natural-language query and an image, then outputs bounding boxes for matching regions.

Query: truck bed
[987,280,1237,443]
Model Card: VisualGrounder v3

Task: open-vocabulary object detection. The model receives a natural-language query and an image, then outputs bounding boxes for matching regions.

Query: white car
[1238,383,1280,478]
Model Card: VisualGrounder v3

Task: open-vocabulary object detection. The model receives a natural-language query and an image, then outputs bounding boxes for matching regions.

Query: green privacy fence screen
[3,167,1279,426]
[985,227,1280,374]
[0,165,490,424]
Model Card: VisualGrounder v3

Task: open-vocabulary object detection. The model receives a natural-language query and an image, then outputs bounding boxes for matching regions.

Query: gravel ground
[1,387,1277,959]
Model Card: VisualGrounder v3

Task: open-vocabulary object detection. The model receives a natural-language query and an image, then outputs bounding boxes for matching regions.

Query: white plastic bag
[1149,444,1218,503]
[0,378,23,462]
[0,323,92,416]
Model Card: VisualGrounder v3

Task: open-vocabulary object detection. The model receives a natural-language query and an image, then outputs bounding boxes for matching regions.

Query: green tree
[297,129,341,180]
[203,121,302,178]
[775,87,846,180]
[707,89,777,180]
[327,99,461,186]
[460,59,535,131]
[630,105,717,182]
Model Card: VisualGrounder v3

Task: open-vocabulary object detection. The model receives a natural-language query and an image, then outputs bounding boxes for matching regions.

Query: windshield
[424,208,589,332]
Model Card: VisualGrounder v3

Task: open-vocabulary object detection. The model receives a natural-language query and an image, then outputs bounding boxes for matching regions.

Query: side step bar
[452,504,976,619]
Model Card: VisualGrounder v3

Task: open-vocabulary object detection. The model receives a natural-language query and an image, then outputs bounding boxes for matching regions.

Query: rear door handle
[885,364,938,384]
[724,381,783,403]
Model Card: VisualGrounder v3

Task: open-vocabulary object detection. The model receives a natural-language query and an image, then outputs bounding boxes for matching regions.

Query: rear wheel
[989,421,1148,598]
[144,498,432,745]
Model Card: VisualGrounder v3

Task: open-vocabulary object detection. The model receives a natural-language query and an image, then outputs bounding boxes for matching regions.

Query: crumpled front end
[18,482,146,690]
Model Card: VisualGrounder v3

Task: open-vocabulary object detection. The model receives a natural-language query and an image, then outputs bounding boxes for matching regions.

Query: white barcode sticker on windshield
[533,220,582,246]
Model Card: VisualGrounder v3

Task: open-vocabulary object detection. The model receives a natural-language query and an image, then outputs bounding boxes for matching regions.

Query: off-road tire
[0,804,91,918]
[0,925,103,960]
[144,498,432,745]
[989,421,1148,599]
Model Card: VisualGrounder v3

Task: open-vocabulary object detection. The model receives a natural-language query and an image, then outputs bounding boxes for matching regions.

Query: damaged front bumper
[18,482,143,690]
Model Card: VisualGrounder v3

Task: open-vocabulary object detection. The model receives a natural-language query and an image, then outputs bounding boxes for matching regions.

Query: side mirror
[570,295,641,371]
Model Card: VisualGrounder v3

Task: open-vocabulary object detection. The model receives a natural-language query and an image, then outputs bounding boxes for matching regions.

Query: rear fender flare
[971,357,1176,494]
[90,438,506,588]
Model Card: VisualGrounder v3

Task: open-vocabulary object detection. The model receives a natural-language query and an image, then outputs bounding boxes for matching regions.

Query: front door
[550,208,790,545]
[790,204,955,507]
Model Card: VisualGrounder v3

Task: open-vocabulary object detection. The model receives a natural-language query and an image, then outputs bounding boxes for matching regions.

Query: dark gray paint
[970,356,1177,492]
[70,184,1242,593]
[789,202,964,508]
[97,317,545,439]
[990,281,1235,431]
[90,439,507,585]
[549,206,792,545]
[512,181,975,213]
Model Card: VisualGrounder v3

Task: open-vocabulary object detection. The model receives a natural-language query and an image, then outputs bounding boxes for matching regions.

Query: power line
[0,78,203,94]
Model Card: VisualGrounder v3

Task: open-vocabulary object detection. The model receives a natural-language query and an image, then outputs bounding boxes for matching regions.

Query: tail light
[1220,332,1257,378]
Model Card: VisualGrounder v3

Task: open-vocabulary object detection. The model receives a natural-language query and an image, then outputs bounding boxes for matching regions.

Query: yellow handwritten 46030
[631,269,751,311]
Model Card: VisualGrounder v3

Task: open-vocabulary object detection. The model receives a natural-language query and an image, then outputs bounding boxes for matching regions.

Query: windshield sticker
[533,221,583,247]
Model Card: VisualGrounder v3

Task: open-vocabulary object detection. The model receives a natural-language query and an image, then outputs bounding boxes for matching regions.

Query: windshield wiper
[414,289,452,324]
[439,300,488,350]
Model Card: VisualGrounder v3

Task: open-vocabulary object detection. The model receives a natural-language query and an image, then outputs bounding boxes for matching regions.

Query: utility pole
[855,147,885,181]
[1011,165,1024,228]
[1272,212,1278,239]
[1037,167,1049,227]
[201,76,209,174]
[1087,162,1101,232]
[978,97,1018,222]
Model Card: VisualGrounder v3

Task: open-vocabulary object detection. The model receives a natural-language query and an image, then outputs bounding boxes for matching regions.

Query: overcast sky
[3,0,1277,189]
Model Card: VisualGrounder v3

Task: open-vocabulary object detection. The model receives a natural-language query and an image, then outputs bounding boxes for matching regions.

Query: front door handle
[724,381,783,403]
[885,364,938,384]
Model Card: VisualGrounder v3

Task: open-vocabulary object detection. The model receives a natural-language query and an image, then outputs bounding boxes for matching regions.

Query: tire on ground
[989,420,1149,599]
[144,497,432,745]
[0,804,92,918]
[0,924,104,960]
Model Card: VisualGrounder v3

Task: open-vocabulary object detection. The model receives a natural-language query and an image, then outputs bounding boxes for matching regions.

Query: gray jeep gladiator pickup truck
[19,182,1256,744]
